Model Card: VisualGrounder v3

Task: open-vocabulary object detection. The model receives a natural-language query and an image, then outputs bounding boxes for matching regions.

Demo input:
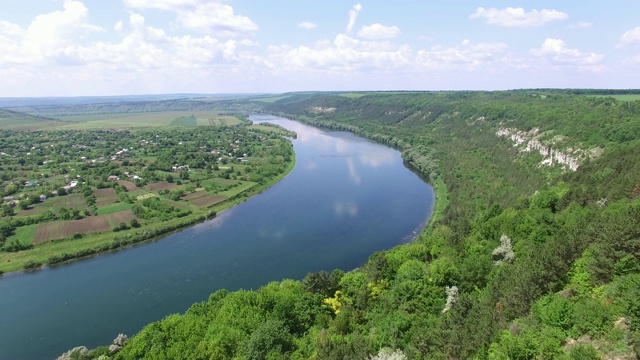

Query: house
[107,175,120,181]
[62,180,79,191]
[39,194,47,201]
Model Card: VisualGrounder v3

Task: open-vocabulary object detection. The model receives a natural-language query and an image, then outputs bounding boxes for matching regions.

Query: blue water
[0,115,434,359]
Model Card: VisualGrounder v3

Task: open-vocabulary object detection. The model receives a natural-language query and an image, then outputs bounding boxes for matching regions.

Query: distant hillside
[0,108,64,130]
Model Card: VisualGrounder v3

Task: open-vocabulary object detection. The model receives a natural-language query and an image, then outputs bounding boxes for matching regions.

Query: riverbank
[262,111,447,234]
[1,114,434,360]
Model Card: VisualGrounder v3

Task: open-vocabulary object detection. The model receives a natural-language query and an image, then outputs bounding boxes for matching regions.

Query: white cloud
[530,38,604,67]
[114,21,123,32]
[268,34,411,72]
[298,21,318,30]
[470,7,568,27]
[0,20,26,37]
[124,0,257,35]
[619,27,640,47]
[358,23,400,40]
[177,3,257,34]
[129,13,145,28]
[0,0,103,67]
[346,3,363,34]
[415,40,509,70]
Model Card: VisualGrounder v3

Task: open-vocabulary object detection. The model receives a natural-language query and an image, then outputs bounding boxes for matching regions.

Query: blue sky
[1,0,639,96]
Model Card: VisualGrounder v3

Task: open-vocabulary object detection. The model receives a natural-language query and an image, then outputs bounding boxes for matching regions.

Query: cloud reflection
[190,208,234,234]
[303,161,318,171]
[358,151,396,168]
[334,201,358,217]
[346,157,361,185]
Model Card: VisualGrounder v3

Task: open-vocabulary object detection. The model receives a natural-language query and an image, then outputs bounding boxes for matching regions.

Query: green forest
[63,91,640,359]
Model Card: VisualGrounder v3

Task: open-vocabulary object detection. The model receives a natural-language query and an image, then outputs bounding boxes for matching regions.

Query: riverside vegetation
[0,116,295,273]
[28,90,640,359]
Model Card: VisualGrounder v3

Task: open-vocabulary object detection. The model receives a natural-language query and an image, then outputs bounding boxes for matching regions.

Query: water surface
[0,115,434,359]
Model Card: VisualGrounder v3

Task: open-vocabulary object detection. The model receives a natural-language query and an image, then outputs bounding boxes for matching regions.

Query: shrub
[23,260,42,270]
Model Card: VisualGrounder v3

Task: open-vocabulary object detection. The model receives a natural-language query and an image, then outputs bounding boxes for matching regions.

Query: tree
[240,319,293,360]
[4,183,18,195]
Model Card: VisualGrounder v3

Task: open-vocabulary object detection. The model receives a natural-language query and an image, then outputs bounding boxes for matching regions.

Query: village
[0,125,294,270]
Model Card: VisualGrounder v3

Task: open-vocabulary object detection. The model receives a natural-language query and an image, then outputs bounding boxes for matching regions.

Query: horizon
[2,87,640,101]
[1,1,639,97]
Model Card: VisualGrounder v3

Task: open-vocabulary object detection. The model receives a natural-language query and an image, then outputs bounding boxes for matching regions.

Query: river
[0,115,434,359]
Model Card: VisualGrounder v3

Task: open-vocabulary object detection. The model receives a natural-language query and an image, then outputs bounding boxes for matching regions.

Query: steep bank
[90,91,640,359]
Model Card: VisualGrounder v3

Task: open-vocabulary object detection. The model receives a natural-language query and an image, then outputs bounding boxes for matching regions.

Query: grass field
[50,111,243,130]
[205,178,240,186]
[104,210,136,227]
[170,116,197,126]
[7,224,38,247]
[94,188,118,206]
[18,206,46,216]
[182,191,209,200]
[0,109,65,130]
[589,94,640,101]
[218,181,258,197]
[51,194,88,210]
[96,203,133,215]
[253,95,292,103]
[338,93,369,99]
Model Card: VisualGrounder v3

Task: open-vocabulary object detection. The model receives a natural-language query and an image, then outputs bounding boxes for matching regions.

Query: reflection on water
[0,114,434,360]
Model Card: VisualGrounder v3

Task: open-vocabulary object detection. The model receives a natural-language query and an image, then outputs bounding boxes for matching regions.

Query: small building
[39,194,47,202]
[107,175,120,181]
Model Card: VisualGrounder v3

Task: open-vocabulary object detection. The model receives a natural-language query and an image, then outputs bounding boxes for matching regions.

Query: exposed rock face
[310,106,337,114]
[109,333,129,353]
[56,346,89,360]
[496,127,581,171]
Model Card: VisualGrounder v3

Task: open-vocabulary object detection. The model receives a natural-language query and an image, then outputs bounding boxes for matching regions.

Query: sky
[1,0,640,96]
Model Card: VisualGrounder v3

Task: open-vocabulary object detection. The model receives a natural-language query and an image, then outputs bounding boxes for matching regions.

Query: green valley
[101,90,640,359]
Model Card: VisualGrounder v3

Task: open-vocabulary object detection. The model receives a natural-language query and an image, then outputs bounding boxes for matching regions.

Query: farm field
[117,180,138,191]
[187,194,227,207]
[34,216,111,244]
[51,111,244,129]
[144,181,178,191]
[93,188,117,206]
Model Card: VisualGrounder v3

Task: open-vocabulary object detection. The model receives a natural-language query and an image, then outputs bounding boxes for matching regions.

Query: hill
[0,108,64,130]
[65,91,640,359]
